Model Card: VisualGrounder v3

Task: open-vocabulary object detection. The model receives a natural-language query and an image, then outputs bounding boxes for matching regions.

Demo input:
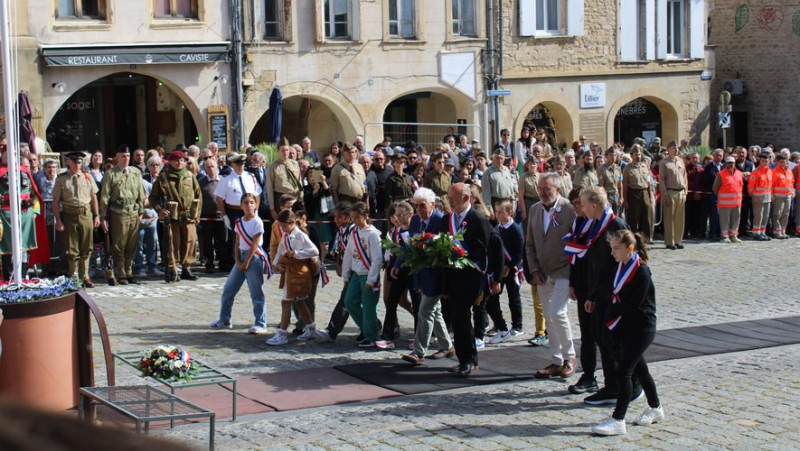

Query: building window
[153,0,198,19]
[389,0,415,38]
[57,0,106,19]
[666,0,684,56]
[324,0,349,38]
[451,0,476,37]
[265,0,283,39]
[535,0,559,33]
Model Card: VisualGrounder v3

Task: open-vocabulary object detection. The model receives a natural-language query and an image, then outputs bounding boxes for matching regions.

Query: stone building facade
[708,0,800,148]
[498,0,712,149]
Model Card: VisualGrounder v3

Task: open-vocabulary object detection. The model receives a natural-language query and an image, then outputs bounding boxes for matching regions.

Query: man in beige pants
[658,142,688,249]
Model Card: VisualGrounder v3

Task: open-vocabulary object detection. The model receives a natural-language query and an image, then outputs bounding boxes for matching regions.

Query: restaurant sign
[41,44,230,67]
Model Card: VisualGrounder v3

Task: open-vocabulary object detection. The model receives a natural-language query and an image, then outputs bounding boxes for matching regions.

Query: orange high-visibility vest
[772,166,795,197]
[749,165,773,198]
[717,169,744,208]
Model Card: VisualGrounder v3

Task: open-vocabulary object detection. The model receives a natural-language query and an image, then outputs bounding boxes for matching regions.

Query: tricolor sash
[502,247,525,287]
[562,216,593,263]
[235,218,273,278]
[352,228,381,292]
[606,253,641,330]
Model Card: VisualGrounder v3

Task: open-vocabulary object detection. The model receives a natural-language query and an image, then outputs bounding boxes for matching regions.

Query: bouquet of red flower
[383,232,477,274]
[139,345,199,383]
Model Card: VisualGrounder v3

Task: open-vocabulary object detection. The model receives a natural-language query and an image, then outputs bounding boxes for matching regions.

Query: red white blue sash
[352,228,381,292]
[235,218,273,278]
[563,216,593,263]
[448,212,466,235]
[502,247,525,287]
[606,253,640,330]
[320,265,330,287]
[566,205,615,261]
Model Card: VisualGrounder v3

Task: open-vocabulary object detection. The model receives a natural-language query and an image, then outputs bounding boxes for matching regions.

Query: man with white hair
[301,137,320,164]
[401,188,454,365]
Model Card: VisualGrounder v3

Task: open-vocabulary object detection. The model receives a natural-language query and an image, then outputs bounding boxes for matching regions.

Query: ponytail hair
[290,201,309,234]
[351,202,371,223]
[277,209,302,233]
[608,229,649,263]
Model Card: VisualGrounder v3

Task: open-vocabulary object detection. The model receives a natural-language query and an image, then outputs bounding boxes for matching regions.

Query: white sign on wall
[580,83,606,109]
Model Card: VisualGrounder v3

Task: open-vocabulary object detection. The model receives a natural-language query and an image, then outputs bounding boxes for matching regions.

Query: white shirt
[272,227,319,265]
[235,216,264,251]
[342,224,383,285]
[214,171,263,206]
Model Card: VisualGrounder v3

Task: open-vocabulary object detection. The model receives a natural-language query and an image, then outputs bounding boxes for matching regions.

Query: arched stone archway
[245,82,362,151]
[514,93,578,150]
[44,71,205,154]
[606,89,681,148]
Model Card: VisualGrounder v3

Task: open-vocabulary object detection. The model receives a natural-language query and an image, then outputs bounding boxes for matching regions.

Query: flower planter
[0,291,114,411]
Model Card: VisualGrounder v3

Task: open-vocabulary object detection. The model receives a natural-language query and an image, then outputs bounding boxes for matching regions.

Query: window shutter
[315,0,324,42]
[520,0,536,36]
[619,0,637,60]
[351,0,360,40]
[567,0,584,36]
[689,0,704,58]
[655,0,667,58]
[645,0,655,60]
[400,0,415,38]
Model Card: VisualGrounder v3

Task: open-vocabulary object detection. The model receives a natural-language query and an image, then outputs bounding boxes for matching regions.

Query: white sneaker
[591,417,626,436]
[730,236,742,243]
[314,329,334,342]
[375,340,395,349]
[266,329,289,345]
[488,328,512,344]
[297,323,316,341]
[634,405,665,425]
[721,236,731,243]
[248,325,269,335]
[475,338,485,349]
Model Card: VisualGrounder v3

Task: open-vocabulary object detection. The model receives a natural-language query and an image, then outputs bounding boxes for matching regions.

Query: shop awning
[40,42,230,67]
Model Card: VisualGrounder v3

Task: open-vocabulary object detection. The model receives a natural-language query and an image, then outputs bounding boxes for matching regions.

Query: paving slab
[233,367,402,410]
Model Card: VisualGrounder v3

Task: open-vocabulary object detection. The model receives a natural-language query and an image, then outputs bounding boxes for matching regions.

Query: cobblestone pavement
[160,344,800,450]
[88,237,800,448]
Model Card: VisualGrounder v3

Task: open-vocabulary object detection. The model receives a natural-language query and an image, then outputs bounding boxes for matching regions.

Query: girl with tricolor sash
[591,229,662,436]
[342,202,384,348]
[210,193,269,334]
[267,209,319,346]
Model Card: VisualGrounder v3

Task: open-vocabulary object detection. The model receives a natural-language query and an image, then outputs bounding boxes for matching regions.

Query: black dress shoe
[181,269,198,281]
[127,277,139,284]
[457,363,477,377]
[666,245,677,250]
[166,273,180,283]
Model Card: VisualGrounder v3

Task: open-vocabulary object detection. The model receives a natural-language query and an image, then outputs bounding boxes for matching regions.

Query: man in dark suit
[402,188,455,365]
[438,183,501,376]
[704,149,724,240]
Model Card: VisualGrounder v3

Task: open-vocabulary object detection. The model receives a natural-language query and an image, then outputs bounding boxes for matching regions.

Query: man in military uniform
[150,150,202,282]
[481,147,518,216]
[330,144,367,206]
[423,152,452,213]
[572,151,599,190]
[598,148,623,213]
[622,145,654,243]
[266,144,303,220]
[52,151,100,287]
[99,145,144,286]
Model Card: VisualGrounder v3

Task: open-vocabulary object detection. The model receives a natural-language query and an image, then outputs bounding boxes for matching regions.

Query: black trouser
[685,195,709,238]
[613,326,659,420]
[382,271,420,341]
[325,282,351,339]
[576,291,597,377]
[1,255,27,280]
[473,297,488,341]
[201,219,226,269]
[445,270,481,366]
[485,272,524,332]
[591,302,620,392]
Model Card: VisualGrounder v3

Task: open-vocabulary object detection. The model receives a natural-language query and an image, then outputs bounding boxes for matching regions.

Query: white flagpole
[0,0,23,283]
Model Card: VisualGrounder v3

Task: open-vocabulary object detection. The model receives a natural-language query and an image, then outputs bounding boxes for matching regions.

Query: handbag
[319,194,335,214]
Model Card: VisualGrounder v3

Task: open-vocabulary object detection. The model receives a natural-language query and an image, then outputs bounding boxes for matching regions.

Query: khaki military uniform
[598,163,623,212]
[52,170,98,280]
[100,165,144,280]
[266,159,303,209]
[622,161,654,242]
[481,164,518,213]
[150,168,202,277]
[423,169,452,213]
[331,162,367,205]
[572,166,599,190]
[658,156,688,246]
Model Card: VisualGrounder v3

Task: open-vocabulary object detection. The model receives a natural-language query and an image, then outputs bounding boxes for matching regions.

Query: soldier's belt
[62,205,90,215]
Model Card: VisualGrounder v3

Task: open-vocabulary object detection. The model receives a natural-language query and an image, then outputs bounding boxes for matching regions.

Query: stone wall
[708,0,800,148]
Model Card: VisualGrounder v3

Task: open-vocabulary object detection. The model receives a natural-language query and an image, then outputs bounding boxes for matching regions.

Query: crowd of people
[5,127,797,436]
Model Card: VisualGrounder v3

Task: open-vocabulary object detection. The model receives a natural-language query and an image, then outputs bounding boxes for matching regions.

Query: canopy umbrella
[18,91,36,154]
[267,87,283,143]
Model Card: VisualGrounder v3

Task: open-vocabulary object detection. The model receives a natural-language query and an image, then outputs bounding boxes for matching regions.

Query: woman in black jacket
[591,229,663,436]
